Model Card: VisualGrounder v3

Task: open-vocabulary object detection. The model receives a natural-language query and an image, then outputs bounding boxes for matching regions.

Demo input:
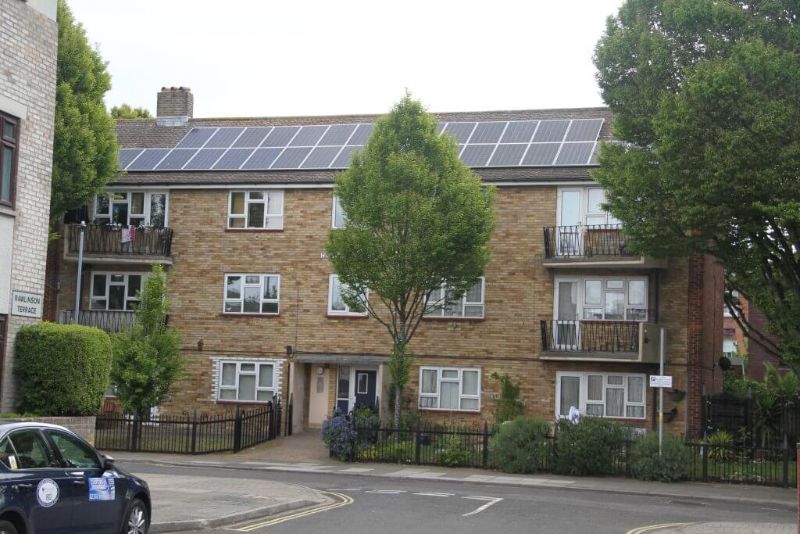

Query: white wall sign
[11,291,43,318]
[649,375,673,388]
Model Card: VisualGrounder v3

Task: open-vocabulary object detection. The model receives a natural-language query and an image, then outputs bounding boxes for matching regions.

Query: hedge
[14,322,112,416]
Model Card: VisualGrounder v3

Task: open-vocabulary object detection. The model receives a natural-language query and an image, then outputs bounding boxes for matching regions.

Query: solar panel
[125,117,604,171]
[589,143,600,165]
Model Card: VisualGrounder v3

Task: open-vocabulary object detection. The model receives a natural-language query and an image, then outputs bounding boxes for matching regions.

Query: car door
[6,429,74,534]
[44,429,124,534]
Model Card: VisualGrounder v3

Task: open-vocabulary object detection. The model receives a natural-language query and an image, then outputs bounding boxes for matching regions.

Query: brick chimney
[156,86,193,126]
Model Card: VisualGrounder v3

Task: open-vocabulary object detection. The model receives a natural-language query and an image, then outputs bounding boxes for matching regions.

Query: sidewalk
[112,431,798,511]
[143,472,327,533]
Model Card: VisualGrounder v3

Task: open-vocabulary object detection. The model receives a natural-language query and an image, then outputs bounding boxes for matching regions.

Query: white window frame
[94,190,169,227]
[217,360,276,402]
[553,275,648,322]
[89,272,147,311]
[328,274,368,316]
[223,273,281,315]
[228,190,284,229]
[418,367,481,412]
[557,187,620,227]
[424,278,485,319]
[331,195,347,229]
[555,371,646,420]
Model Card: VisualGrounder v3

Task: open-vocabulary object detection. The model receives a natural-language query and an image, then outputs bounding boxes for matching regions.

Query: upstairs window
[0,112,19,208]
[425,278,485,319]
[94,191,168,227]
[328,275,367,316]
[558,187,620,227]
[224,274,280,315]
[332,195,347,228]
[229,191,284,229]
[90,272,144,311]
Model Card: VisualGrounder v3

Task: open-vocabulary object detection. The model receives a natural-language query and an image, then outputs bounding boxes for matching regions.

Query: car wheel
[0,520,18,534]
[122,499,148,534]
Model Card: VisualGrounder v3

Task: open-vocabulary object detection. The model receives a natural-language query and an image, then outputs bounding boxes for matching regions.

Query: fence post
[782,434,789,489]
[276,395,282,438]
[415,420,421,465]
[233,408,243,453]
[130,415,141,452]
[190,411,198,454]
[482,421,489,469]
[286,393,293,436]
[701,438,709,482]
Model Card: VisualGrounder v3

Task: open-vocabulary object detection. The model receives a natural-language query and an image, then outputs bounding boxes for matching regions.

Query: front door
[353,371,377,411]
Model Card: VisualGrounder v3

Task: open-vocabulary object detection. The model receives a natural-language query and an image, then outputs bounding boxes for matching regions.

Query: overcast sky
[67,0,625,118]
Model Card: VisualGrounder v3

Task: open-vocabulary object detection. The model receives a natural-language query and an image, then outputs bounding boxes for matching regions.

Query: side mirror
[102,454,115,471]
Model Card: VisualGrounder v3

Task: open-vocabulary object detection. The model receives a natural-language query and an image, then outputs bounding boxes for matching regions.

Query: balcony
[59,309,136,333]
[539,319,661,363]
[542,225,666,269]
[64,224,173,265]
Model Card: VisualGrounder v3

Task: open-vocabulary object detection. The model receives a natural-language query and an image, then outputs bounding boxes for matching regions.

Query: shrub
[491,416,551,473]
[630,432,690,482]
[321,412,357,461]
[352,405,380,446]
[708,430,735,461]
[491,372,524,423]
[555,417,625,476]
[15,322,112,416]
[434,434,480,467]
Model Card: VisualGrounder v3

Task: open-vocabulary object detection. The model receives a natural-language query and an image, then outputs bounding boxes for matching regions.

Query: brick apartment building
[723,293,785,382]
[0,0,58,411]
[49,87,723,437]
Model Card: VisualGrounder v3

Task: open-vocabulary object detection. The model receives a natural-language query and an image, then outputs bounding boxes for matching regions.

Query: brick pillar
[686,255,706,437]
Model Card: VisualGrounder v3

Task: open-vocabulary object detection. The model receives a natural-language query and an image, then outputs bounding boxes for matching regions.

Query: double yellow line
[230,491,354,532]
[626,523,694,534]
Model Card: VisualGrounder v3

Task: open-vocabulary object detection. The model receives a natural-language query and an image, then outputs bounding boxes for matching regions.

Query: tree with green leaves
[326,96,495,425]
[51,0,118,222]
[593,0,800,365]
[110,265,182,419]
[111,104,152,119]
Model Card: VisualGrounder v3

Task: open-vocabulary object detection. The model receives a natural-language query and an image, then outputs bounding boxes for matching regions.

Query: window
[228,190,284,229]
[0,112,19,208]
[425,278,485,318]
[90,272,144,311]
[332,195,347,228]
[555,276,648,322]
[224,274,280,314]
[8,430,58,469]
[328,275,367,316]
[558,187,620,227]
[0,438,16,470]
[419,367,481,411]
[217,360,276,402]
[556,372,646,419]
[723,338,738,357]
[46,431,101,469]
[94,191,168,227]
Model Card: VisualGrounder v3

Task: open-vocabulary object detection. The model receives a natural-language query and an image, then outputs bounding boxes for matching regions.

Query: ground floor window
[90,272,144,311]
[419,367,481,411]
[556,371,646,419]
[217,360,276,402]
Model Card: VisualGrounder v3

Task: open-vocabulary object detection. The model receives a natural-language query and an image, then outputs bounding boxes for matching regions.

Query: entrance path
[230,430,332,463]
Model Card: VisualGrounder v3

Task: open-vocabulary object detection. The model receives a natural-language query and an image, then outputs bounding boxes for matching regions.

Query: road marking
[366,489,407,494]
[326,488,362,492]
[413,492,454,497]
[626,523,693,534]
[462,496,503,517]
[228,491,353,532]
[339,467,374,473]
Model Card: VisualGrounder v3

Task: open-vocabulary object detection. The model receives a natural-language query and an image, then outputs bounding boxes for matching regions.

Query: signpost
[649,328,669,456]
[74,221,86,323]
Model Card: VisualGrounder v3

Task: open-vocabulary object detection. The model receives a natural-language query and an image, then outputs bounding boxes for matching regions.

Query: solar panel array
[119,118,603,172]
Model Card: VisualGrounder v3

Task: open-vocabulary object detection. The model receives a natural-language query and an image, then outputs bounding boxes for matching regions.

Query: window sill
[215,399,275,405]
[225,228,284,233]
[422,316,485,322]
[418,407,482,414]
[0,205,15,217]
[327,313,369,320]
[219,313,281,318]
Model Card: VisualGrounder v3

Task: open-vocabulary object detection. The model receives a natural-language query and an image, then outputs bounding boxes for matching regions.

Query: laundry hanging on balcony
[120,226,136,244]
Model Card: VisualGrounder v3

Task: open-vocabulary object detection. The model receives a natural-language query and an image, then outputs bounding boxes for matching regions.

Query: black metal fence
[540,320,640,353]
[96,400,281,454]
[66,223,173,257]
[543,224,631,259]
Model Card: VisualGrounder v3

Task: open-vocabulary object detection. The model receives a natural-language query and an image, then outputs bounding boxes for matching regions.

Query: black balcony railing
[65,224,173,257]
[543,224,633,259]
[540,320,640,353]
[59,309,136,333]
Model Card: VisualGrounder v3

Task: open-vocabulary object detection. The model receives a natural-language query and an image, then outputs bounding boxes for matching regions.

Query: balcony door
[554,279,579,349]
[557,190,583,256]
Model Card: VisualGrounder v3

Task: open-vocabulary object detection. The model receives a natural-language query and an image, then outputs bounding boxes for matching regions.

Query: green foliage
[52,0,118,222]
[707,430,735,462]
[554,418,625,476]
[14,322,111,416]
[110,104,152,119]
[110,265,182,418]
[630,432,690,482]
[321,412,357,461]
[433,434,478,467]
[723,371,763,399]
[491,416,551,474]
[593,0,800,364]
[326,95,495,425]
[491,372,524,423]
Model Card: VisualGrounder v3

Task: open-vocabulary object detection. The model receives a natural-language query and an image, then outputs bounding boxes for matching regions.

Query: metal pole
[74,221,86,324]
[659,327,666,457]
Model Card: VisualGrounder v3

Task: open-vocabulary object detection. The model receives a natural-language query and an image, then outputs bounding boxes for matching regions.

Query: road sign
[649,375,673,388]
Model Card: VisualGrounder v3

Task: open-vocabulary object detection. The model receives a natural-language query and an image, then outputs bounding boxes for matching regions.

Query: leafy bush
[491,416,551,473]
[353,405,380,446]
[321,412,357,461]
[554,417,625,476]
[15,322,112,416]
[491,372,524,423]
[708,430,735,461]
[630,432,690,482]
[360,440,414,463]
[433,434,479,467]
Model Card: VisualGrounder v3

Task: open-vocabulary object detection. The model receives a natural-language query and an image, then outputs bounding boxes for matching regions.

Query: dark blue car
[0,422,150,534]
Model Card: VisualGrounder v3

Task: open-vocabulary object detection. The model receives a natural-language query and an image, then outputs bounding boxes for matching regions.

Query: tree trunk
[394,385,402,428]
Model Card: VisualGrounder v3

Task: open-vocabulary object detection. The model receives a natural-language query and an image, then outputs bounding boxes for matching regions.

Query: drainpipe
[74,221,86,324]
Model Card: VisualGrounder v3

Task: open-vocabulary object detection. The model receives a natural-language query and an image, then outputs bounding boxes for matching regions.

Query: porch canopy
[291,352,390,366]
